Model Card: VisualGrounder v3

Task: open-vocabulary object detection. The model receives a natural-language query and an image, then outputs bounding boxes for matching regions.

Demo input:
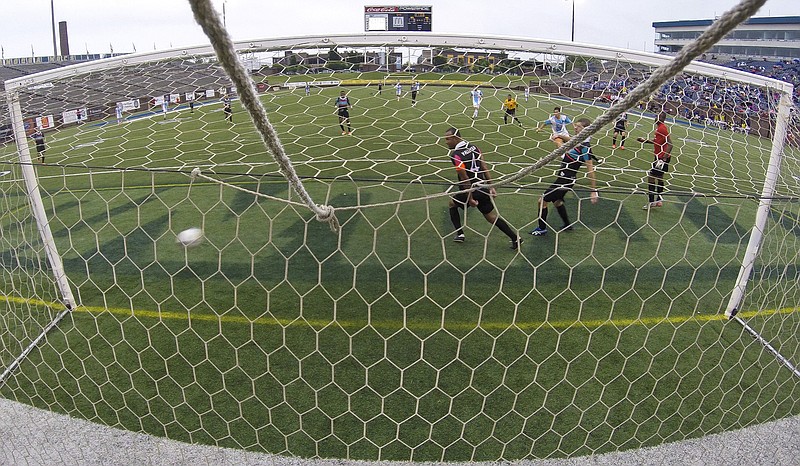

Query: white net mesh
[0,32,798,462]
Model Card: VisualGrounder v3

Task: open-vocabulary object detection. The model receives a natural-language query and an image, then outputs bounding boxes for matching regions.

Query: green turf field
[1,84,798,461]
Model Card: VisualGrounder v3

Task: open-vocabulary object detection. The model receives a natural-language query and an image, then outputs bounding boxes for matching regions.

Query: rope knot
[315,204,340,232]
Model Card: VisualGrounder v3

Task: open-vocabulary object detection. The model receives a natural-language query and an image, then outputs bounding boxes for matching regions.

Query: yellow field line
[2,293,795,332]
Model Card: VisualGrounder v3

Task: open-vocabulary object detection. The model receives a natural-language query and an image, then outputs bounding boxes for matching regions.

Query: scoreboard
[364,6,432,32]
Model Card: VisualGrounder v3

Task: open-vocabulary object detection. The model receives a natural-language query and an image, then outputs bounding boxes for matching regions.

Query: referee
[502,94,523,126]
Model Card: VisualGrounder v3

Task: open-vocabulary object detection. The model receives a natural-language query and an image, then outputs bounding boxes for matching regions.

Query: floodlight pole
[51,0,58,58]
[562,0,577,42]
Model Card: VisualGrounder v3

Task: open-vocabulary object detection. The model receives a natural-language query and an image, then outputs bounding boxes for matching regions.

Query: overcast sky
[0,0,796,59]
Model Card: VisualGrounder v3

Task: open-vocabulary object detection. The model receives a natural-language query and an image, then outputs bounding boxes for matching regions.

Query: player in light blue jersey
[395,81,402,101]
[537,106,572,147]
[470,86,483,119]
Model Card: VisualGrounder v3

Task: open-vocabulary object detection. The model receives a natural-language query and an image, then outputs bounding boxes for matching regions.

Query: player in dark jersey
[612,112,628,149]
[530,118,599,236]
[334,90,353,135]
[411,81,420,106]
[444,127,522,250]
[31,128,46,163]
[221,94,233,123]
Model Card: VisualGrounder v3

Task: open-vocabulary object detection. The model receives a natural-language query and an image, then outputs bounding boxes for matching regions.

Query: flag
[132,43,136,52]
[110,43,114,54]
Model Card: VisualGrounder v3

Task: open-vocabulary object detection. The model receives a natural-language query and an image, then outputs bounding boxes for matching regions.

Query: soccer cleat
[654,201,663,207]
[347,131,352,135]
[642,201,663,210]
[612,144,617,149]
[559,224,574,232]
[530,227,548,236]
[619,145,625,150]
[341,131,347,135]
[510,238,523,250]
[453,233,465,243]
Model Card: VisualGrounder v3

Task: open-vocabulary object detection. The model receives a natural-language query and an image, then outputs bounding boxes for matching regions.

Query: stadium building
[653,16,800,61]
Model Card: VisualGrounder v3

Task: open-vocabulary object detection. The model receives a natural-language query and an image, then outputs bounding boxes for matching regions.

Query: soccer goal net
[1,9,798,464]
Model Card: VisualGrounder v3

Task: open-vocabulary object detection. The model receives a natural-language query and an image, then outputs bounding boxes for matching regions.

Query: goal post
[0,26,798,463]
[726,91,793,318]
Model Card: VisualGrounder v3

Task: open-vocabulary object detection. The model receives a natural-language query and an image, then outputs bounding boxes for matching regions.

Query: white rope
[189,167,482,212]
[188,0,340,232]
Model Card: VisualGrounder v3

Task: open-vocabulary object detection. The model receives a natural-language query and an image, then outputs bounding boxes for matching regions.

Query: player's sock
[621,135,627,147]
[473,110,478,119]
[648,181,656,203]
[556,204,570,227]
[539,206,549,230]
[449,207,463,235]
[657,180,665,200]
[339,124,345,132]
[612,136,617,146]
[494,217,517,241]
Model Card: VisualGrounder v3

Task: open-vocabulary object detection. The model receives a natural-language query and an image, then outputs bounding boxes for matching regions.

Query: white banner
[170,93,181,103]
[62,108,87,124]
[117,99,140,112]
[205,89,215,98]
[185,92,195,101]
[152,95,165,105]
[35,115,55,130]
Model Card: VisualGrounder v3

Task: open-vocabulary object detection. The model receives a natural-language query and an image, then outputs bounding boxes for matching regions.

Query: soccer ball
[176,227,204,247]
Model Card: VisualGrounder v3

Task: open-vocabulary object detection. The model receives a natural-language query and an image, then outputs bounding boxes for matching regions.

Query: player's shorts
[550,130,570,141]
[411,91,418,99]
[337,109,350,119]
[452,189,494,215]
[613,124,626,133]
[36,143,46,153]
[649,158,670,178]
[473,102,481,109]
[505,108,516,116]
[542,178,575,203]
